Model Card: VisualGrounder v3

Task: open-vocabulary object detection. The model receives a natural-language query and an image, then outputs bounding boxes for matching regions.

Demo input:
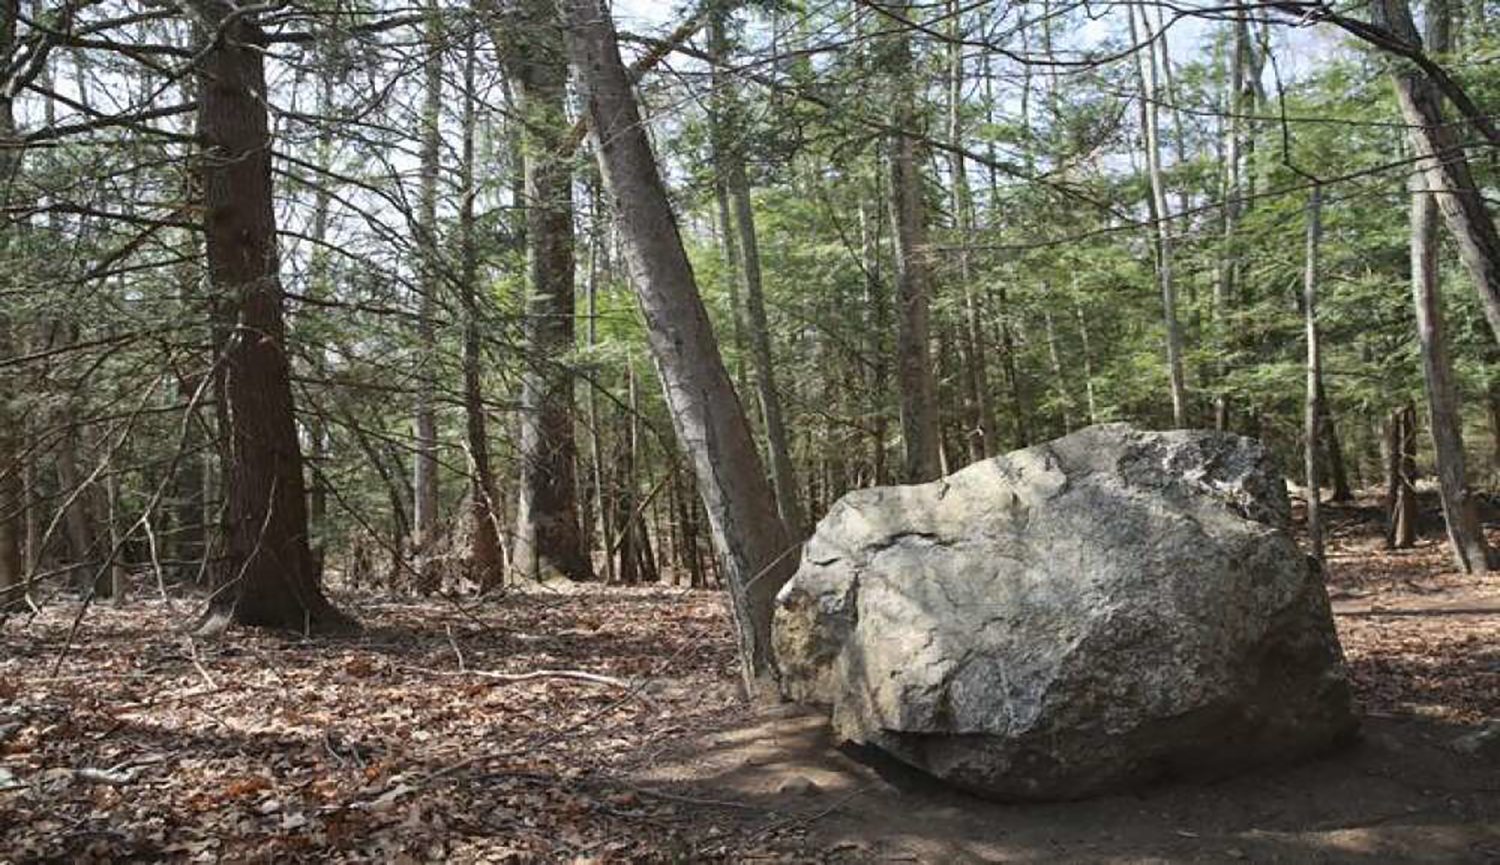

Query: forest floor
[3,491,1500,862]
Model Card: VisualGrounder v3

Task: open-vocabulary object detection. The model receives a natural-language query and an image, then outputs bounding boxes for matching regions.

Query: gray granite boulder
[773,424,1357,801]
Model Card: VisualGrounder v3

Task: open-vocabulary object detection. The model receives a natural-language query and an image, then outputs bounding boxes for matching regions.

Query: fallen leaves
[3,504,1497,861]
[0,587,755,860]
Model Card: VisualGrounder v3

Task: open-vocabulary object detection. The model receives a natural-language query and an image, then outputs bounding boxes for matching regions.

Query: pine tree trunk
[0,8,25,602]
[410,0,442,551]
[886,0,942,482]
[459,32,505,588]
[54,423,99,588]
[499,0,592,582]
[190,0,353,633]
[948,1,995,461]
[562,0,795,695]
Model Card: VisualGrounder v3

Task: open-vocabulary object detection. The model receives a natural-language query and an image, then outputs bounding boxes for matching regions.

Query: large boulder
[773,424,1357,801]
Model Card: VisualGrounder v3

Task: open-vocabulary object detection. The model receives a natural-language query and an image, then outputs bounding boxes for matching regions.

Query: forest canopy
[1,0,1498,671]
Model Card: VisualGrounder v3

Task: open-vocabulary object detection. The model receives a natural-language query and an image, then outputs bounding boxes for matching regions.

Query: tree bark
[1215,15,1250,431]
[1411,168,1491,572]
[410,0,442,552]
[1303,185,1325,569]
[1317,378,1354,502]
[562,0,794,695]
[190,0,353,632]
[1386,404,1420,549]
[459,27,505,587]
[497,0,592,582]
[1129,3,1189,428]
[948,0,995,462]
[885,0,942,482]
[584,218,614,584]
[0,0,24,603]
[711,14,806,536]
[858,195,890,485]
[1373,0,1500,351]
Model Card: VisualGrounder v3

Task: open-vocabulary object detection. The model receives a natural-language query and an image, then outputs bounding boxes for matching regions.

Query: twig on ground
[406,665,632,689]
[445,623,466,672]
[184,637,218,690]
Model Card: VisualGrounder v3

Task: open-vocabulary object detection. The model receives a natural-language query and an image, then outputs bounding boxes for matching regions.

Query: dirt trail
[637,703,1500,862]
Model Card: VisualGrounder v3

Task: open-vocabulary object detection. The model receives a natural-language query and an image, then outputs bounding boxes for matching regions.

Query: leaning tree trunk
[190,0,353,632]
[494,0,592,582]
[1401,0,1491,573]
[1374,0,1500,351]
[562,0,795,696]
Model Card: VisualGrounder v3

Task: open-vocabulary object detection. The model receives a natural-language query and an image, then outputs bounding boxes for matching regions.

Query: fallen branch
[406,665,632,689]
[1335,606,1500,618]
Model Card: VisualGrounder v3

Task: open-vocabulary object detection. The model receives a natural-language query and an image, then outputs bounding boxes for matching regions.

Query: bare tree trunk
[499,0,592,582]
[1130,3,1189,427]
[885,1,942,483]
[712,15,806,536]
[1374,0,1500,351]
[459,28,505,587]
[54,425,98,581]
[1386,404,1419,549]
[107,469,127,605]
[562,0,794,695]
[858,195,890,485]
[613,363,641,585]
[1044,308,1074,434]
[1215,15,1250,431]
[1488,375,1500,479]
[410,0,442,551]
[948,0,995,462]
[1074,296,1100,425]
[584,210,614,585]
[190,0,353,633]
[1303,185,1325,569]
[1411,167,1491,573]
[0,5,25,602]
[1317,378,1354,502]
[981,54,1032,449]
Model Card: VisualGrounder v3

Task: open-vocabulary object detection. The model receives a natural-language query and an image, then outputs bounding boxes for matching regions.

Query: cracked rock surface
[773,424,1357,801]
